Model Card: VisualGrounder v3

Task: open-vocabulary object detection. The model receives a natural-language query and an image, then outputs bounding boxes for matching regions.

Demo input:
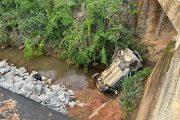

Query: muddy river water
[0,47,100,90]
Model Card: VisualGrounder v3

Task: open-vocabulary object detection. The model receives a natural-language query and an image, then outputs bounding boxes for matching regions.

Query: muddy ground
[68,89,123,120]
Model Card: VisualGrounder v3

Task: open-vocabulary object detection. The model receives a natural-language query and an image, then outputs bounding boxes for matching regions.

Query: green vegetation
[164,41,175,54]
[120,67,151,119]
[24,38,45,59]
[0,0,138,66]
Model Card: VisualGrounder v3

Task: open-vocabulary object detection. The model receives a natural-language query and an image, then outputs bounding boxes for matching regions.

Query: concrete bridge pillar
[157,0,180,49]
[136,0,180,120]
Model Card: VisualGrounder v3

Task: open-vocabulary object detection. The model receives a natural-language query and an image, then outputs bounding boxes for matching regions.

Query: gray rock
[24,82,34,91]
[64,92,71,99]
[10,66,17,73]
[13,81,24,93]
[30,94,41,102]
[58,93,65,99]
[0,60,8,68]
[25,76,34,82]
[68,101,77,108]
[19,67,27,73]
[18,88,28,96]
[14,76,23,81]
[51,85,60,91]
[44,88,52,96]
[0,60,77,114]
[59,87,67,91]
[19,82,34,96]
[60,98,69,105]
[34,84,43,95]
[4,72,15,82]
[0,77,5,82]
[0,67,10,74]
[68,89,74,96]
[37,81,43,84]
[49,94,59,103]
[38,94,50,103]
[0,82,13,89]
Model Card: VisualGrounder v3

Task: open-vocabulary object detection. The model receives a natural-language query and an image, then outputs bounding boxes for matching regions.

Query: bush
[24,38,45,59]
[120,67,151,119]
[0,29,9,46]
[0,0,137,66]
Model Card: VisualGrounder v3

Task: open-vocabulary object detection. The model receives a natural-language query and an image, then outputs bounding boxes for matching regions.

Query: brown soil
[68,89,123,120]
[0,99,20,120]
[0,99,17,114]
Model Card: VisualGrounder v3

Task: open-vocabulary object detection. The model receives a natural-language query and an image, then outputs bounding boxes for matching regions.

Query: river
[0,47,100,90]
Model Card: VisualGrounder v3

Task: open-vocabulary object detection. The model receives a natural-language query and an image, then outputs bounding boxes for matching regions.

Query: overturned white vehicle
[92,48,143,93]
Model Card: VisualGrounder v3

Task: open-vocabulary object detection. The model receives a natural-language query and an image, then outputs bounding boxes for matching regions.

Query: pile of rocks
[0,60,77,114]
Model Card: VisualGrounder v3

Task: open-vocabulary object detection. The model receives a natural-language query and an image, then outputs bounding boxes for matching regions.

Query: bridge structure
[137,0,180,49]
[157,0,180,49]
[136,0,180,120]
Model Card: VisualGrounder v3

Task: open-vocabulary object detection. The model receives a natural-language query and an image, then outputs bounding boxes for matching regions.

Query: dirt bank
[68,89,123,120]
[143,38,171,67]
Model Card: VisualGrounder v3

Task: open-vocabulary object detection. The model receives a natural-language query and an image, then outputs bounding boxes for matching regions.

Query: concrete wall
[136,45,180,120]
[157,0,180,49]
[136,0,180,119]
[136,0,177,39]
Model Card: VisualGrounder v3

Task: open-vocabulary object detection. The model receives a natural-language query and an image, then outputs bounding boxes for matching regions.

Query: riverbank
[0,49,123,120]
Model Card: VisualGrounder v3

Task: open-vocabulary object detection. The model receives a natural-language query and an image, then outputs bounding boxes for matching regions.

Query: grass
[120,67,151,119]
[164,41,175,54]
